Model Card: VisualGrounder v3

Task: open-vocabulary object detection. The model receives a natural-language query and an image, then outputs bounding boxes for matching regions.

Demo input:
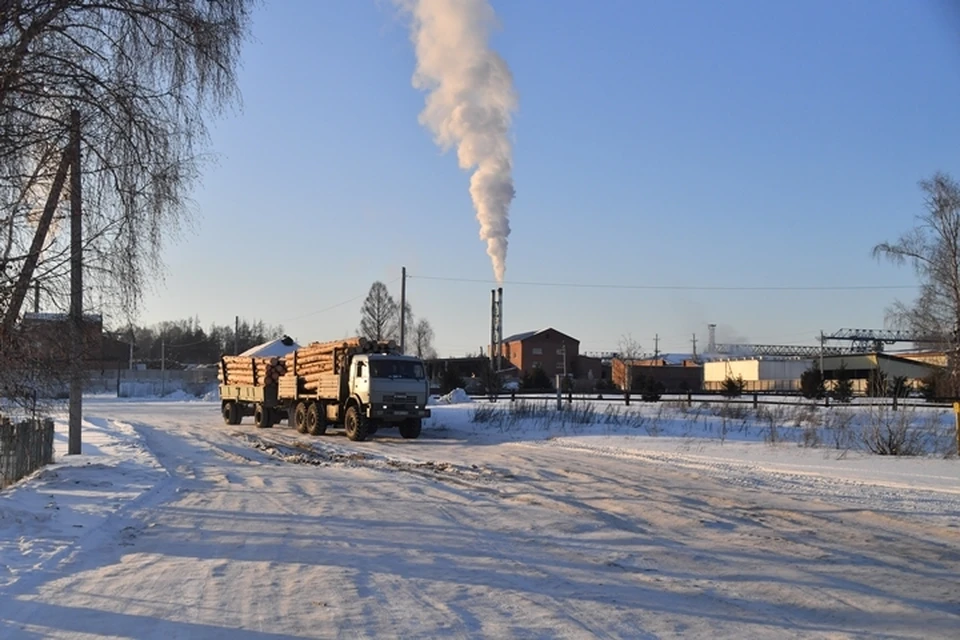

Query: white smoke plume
[397,0,518,282]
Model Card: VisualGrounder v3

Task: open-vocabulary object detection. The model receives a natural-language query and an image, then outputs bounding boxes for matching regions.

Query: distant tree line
[105,317,285,369]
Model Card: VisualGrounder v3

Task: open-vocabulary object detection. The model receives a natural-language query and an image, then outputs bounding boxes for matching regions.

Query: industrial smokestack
[490,289,496,362]
[497,287,503,371]
[397,0,518,282]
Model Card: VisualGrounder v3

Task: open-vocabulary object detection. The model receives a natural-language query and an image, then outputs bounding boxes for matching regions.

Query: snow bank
[431,388,472,405]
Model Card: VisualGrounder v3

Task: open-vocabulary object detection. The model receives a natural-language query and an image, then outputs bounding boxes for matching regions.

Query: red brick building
[612,355,703,392]
[495,328,601,381]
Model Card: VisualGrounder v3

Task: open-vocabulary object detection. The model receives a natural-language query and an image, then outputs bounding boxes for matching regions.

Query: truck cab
[349,353,431,421]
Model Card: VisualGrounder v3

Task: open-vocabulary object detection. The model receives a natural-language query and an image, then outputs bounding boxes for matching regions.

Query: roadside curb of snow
[0,415,172,597]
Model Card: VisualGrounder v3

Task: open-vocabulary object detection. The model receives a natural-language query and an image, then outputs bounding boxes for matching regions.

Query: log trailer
[218,338,430,441]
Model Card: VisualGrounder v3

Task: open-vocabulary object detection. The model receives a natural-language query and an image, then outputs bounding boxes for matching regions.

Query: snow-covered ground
[1,396,958,638]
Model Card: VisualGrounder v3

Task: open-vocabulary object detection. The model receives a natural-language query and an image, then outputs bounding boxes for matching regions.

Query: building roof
[502,327,578,344]
[239,336,299,358]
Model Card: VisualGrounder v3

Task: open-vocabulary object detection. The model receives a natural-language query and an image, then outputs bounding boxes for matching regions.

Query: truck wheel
[254,403,272,429]
[222,401,241,425]
[399,418,422,440]
[307,403,327,436]
[294,402,309,434]
[344,406,368,442]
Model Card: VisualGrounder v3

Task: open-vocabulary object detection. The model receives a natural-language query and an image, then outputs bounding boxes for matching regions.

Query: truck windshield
[370,359,424,380]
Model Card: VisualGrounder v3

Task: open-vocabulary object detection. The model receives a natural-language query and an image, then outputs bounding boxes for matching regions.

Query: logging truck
[217,337,430,441]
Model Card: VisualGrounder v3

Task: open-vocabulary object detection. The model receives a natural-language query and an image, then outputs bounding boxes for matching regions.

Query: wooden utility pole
[160,337,166,397]
[68,108,83,455]
[654,334,660,359]
[400,266,407,354]
[234,315,239,355]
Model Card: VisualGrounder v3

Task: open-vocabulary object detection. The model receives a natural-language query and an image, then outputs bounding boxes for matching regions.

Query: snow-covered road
[2,400,959,638]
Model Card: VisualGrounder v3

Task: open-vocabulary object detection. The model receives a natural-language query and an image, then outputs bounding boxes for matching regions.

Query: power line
[408,274,917,292]
[281,277,401,322]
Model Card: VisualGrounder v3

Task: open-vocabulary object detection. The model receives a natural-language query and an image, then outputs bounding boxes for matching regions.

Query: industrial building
[703,358,811,392]
[820,353,942,393]
[612,355,702,392]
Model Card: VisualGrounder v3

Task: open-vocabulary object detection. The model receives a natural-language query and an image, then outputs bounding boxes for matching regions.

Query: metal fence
[0,416,55,489]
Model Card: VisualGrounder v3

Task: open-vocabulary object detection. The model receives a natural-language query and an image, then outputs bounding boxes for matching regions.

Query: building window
[532,361,541,368]
[556,348,564,355]
[555,362,564,370]
[532,347,543,355]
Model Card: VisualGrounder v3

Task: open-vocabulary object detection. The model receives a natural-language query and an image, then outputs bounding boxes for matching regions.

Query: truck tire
[254,403,272,429]
[294,402,309,434]
[221,401,241,425]
[399,418,422,440]
[344,405,369,442]
[307,403,327,436]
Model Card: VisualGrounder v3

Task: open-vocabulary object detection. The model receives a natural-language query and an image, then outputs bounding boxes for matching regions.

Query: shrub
[521,367,553,391]
[720,375,745,398]
[861,405,924,456]
[889,375,911,398]
[832,363,853,403]
[595,378,615,392]
[638,375,665,402]
[866,370,888,398]
[800,365,826,399]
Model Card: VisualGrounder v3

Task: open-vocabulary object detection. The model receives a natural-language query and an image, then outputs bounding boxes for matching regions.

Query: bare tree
[412,318,436,359]
[359,281,398,342]
[874,172,960,393]
[0,0,255,326]
[616,334,643,402]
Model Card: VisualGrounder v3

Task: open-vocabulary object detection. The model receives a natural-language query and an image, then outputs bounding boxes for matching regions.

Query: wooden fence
[0,416,55,489]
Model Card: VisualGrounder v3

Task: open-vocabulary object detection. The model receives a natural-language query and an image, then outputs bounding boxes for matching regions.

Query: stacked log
[218,356,288,387]
[290,337,364,392]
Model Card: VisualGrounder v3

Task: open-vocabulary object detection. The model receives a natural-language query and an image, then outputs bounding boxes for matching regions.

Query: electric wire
[407,274,917,292]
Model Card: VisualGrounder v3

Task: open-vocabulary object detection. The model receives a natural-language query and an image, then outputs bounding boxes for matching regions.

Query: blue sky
[134,0,960,356]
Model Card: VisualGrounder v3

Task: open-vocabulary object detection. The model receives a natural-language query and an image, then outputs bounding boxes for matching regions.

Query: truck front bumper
[367,406,431,420]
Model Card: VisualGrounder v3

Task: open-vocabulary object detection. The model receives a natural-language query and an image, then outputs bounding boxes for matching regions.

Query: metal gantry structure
[711,343,852,358]
[710,327,944,359]
[824,328,941,353]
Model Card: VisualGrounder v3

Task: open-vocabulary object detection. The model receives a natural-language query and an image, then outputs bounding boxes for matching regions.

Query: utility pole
[234,315,239,355]
[654,334,660,359]
[400,266,407,354]
[68,108,83,456]
[691,333,698,363]
[820,330,825,396]
[161,337,166,397]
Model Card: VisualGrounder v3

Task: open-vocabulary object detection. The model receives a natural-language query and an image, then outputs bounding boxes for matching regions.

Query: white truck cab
[349,353,430,422]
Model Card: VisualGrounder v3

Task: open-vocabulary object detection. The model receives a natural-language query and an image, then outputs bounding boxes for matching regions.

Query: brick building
[495,328,600,381]
[18,312,104,363]
[612,355,703,392]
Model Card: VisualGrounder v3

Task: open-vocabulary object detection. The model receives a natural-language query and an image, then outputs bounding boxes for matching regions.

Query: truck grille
[382,393,418,409]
